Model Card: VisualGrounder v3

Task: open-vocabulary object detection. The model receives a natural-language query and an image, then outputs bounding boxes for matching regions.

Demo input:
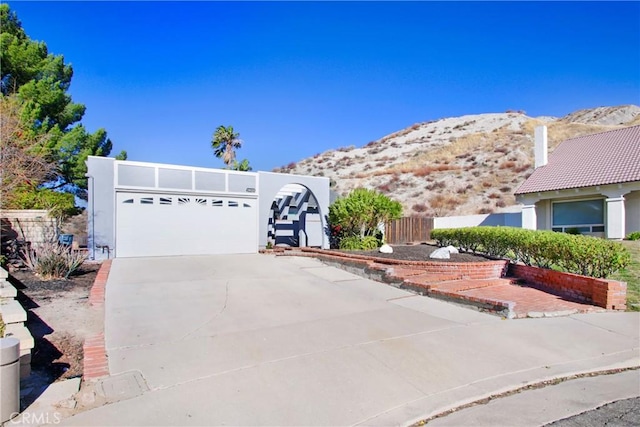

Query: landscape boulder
[429,247,451,259]
[379,244,393,254]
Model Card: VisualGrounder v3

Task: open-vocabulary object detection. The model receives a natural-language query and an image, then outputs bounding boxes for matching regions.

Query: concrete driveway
[65,254,639,426]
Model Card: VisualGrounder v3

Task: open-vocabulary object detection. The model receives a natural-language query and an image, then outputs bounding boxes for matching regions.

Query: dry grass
[292,108,636,217]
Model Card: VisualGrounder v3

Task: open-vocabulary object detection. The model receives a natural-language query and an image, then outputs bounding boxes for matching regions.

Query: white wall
[434,211,522,229]
[626,190,640,235]
[536,199,550,230]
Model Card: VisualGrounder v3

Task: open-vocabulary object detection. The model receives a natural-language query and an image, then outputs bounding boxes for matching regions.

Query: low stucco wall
[434,212,522,229]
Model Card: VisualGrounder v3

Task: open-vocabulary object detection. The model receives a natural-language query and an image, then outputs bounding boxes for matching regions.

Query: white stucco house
[86,156,330,260]
[515,125,640,239]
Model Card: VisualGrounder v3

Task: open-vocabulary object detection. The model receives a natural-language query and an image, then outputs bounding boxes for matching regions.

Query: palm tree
[211,125,242,168]
[233,158,252,171]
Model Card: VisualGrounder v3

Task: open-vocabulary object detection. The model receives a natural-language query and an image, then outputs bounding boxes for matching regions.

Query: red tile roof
[515,125,640,195]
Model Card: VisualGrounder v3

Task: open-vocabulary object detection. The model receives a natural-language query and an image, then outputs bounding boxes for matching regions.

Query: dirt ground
[344,244,494,262]
[8,262,102,407]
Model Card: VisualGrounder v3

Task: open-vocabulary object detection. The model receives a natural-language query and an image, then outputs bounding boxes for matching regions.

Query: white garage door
[116,192,258,258]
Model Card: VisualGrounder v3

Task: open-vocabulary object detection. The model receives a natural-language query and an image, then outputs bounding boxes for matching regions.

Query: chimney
[534,125,548,169]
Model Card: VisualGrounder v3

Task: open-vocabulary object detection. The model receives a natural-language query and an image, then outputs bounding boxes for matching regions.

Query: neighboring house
[515,125,640,239]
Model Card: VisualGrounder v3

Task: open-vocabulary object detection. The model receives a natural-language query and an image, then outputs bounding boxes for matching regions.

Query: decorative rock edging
[83,260,111,380]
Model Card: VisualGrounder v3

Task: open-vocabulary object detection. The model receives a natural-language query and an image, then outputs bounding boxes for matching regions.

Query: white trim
[516,181,640,202]
[115,188,257,199]
[114,159,257,177]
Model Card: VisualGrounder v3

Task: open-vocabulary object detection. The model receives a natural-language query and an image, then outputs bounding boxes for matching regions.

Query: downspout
[86,173,95,260]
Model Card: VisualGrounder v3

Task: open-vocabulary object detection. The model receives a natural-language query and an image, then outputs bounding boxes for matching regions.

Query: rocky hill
[274,105,640,217]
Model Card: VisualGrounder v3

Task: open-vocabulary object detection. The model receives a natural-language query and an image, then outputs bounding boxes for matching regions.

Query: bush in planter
[339,235,380,251]
[626,231,640,241]
[329,188,402,249]
[431,226,630,278]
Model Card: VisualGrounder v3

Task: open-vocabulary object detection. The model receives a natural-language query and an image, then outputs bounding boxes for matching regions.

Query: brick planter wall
[508,264,627,310]
[297,247,509,280]
[83,260,112,380]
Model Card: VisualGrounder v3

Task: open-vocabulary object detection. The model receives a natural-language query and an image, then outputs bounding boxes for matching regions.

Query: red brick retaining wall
[508,264,627,310]
[83,260,111,380]
[297,248,509,280]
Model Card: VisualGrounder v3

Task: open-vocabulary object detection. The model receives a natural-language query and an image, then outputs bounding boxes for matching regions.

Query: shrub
[339,235,380,251]
[22,242,87,279]
[329,188,402,239]
[7,186,79,223]
[626,231,640,241]
[412,203,428,212]
[431,227,630,278]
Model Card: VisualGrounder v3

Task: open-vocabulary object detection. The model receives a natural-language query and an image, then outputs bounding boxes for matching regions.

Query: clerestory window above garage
[115,160,258,196]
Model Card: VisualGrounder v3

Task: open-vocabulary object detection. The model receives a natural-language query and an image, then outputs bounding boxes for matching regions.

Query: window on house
[552,199,604,233]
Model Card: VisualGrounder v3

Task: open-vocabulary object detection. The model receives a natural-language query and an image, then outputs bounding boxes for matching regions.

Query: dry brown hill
[274,105,640,216]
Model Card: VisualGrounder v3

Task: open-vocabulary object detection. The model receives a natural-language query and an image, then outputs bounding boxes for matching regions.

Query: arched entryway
[267,183,323,248]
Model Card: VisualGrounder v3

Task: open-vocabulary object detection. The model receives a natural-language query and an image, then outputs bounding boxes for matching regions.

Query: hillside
[274,105,640,216]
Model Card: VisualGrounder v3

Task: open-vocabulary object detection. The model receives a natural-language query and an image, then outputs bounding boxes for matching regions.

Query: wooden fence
[385,217,434,244]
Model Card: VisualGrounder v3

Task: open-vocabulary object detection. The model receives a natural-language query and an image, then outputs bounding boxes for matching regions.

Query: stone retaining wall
[508,264,627,310]
[0,267,34,378]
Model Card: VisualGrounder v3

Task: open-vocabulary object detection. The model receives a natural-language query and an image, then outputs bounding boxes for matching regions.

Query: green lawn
[610,240,640,311]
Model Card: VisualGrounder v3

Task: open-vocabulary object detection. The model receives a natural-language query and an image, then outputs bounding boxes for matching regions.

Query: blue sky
[5,1,640,172]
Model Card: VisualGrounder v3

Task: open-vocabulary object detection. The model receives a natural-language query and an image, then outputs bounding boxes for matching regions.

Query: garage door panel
[116,193,257,257]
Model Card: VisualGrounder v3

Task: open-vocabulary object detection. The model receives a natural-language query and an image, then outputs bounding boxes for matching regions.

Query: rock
[445,245,459,254]
[78,390,96,405]
[379,244,393,254]
[58,398,77,409]
[430,247,451,259]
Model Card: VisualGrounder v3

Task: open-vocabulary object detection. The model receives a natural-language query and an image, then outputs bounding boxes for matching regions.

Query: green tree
[0,4,125,199]
[211,125,242,168]
[232,158,252,171]
[329,188,403,240]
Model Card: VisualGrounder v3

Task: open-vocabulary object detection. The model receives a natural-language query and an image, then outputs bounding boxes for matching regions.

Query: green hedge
[339,235,380,251]
[431,227,630,278]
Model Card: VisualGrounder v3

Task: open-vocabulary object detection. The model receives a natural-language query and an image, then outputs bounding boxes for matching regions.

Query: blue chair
[58,234,73,246]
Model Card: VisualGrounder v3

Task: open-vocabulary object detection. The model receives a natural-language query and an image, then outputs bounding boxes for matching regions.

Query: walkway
[288,249,607,318]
